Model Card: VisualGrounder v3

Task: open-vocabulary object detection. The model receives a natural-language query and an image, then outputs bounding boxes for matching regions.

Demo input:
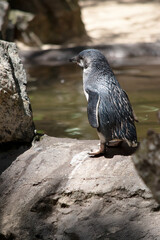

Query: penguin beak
[69,56,78,63]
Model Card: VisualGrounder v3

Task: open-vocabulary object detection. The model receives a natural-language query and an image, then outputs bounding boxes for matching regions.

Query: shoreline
[19,41,160,67]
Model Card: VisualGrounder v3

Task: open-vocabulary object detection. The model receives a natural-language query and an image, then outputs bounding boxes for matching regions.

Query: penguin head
[69,49,108,70]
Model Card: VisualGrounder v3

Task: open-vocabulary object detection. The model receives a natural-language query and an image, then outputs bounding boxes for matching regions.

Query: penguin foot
[88,143,106,156]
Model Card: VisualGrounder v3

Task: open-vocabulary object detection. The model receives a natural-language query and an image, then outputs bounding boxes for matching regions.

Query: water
[27,63,160,142]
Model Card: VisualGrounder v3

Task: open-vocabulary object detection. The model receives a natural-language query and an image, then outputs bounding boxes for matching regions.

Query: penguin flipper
[87,90,100,128]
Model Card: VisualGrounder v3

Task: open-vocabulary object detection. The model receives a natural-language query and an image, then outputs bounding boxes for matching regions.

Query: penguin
[69,49,138,156]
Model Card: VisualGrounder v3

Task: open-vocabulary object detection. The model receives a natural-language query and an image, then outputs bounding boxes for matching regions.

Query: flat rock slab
[0,136,160,240]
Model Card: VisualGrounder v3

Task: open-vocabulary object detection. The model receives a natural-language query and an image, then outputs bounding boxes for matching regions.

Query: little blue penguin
[69,49,138,156]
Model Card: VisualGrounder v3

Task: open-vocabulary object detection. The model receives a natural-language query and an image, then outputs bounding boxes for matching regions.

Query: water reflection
[27,63,160,141]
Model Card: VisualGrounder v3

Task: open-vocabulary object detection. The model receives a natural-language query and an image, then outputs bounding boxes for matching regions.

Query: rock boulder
[0,136,160,240]
[0,40,35,143]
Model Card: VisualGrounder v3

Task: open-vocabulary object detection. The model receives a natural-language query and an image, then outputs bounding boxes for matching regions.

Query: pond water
[27,62,160,142]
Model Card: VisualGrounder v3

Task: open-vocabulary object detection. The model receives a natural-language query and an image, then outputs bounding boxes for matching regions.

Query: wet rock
[0,1,9,40]
[0,136,160,240]
[133,130,160,204]
[9,0,87,46]
[0,40,35,143]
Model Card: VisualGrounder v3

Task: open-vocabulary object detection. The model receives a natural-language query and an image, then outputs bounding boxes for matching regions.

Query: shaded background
[1,0,160,141]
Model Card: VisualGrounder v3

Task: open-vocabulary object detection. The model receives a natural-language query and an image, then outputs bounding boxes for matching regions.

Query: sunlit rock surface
[0,40,35,143]
[0,136,160,240]
[80,0,160,46]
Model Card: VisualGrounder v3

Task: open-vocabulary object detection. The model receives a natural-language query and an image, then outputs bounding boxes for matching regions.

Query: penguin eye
[79,56,83,60]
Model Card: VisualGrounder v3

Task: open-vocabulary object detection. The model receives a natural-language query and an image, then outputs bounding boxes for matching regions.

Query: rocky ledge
[0,135,160,240]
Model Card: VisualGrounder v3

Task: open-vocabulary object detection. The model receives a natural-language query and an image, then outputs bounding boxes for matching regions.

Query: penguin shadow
[91,141,139,158]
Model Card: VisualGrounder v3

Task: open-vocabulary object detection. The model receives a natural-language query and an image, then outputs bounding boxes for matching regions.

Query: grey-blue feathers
[70,49,137,155]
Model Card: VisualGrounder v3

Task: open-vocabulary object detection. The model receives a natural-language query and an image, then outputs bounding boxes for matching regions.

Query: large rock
[9,0,87,46]
[0,40,35,143]
[0,136,160,240]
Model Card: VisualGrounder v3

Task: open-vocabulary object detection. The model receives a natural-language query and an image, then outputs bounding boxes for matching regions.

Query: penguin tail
[125,139,138,148]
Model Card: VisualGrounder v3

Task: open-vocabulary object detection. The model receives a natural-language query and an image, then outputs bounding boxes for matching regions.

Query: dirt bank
[80,0,160,46]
